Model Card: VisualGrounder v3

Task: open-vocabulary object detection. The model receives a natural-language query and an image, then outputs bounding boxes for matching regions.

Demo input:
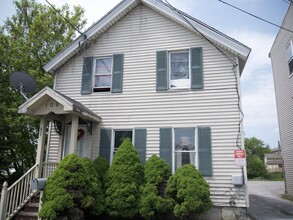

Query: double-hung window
[174,128,196,170]
[94,57,112,92]
[286,39,293,76]
[81,54,124,94]
[113,130,133,158]
[160,127,212,176]
[169,51,190,89]
[156,47,203,91]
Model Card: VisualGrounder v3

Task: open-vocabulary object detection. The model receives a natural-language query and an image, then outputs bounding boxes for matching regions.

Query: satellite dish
[10,71,37,100]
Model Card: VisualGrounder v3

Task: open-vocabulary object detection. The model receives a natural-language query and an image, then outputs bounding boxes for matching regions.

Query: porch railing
[0,163,38,220]
[42,162,58,178]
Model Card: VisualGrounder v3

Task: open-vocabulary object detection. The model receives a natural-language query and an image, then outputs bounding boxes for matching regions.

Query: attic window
[94,57,112,92]
[286,39,293,76]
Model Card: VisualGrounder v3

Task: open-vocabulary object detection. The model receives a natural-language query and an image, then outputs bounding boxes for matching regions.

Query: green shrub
[93,156,110,184]
[247,155,268,179]
[165,164,212,219]
[140,154,173,219]
[104,138,144,218]
[39,154,104,219]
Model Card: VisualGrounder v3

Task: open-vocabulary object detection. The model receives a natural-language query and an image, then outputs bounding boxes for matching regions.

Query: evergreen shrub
[140,154,173,220]
[165,164,212,219]
[104,138,144,218]
[39,154,104,219]
[93,156,109,184]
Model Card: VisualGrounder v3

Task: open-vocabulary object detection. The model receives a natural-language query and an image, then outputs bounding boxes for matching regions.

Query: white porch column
[35,116,47,178]
[69,114,79,154]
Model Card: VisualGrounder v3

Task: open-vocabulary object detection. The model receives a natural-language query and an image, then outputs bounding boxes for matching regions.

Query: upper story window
[94,57,112,92]
[286,39,293,75]
[156,47,203,91]
[81,54,124,95]
[169,51,190,89]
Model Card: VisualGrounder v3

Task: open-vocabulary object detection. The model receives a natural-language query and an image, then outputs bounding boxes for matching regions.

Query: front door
[63,125,89,158]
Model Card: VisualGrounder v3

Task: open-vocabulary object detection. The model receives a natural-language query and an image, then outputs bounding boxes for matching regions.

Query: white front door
[63,125,88,158]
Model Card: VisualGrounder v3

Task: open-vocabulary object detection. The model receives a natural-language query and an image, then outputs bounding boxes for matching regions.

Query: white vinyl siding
[270,4,293,196]
[51,4,245,206]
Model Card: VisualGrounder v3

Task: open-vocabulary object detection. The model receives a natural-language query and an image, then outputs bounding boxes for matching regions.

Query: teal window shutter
[198,127,212,176]
[134,129,147,163]
[156,51,168,91]
[159,128,172,169]
[191,47,203,89]
[81,57,93,94]
[112,54,124,93]
[99,128,112,162]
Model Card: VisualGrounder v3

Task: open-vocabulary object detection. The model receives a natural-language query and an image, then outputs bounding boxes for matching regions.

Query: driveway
[247,181,293,220]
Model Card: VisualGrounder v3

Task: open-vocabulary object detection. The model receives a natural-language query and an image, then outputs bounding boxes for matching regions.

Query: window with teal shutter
[112,54,124,93]
[159,128,172,169]
[198,127,212,176]
[81,57,93,94]
[191,47,203,89]
[134,129,147,163]
[99,128,112,162]
[156,51,168,91]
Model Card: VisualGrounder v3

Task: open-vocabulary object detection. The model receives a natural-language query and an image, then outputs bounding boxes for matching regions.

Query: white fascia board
[18,87,73,114]
[44,0,138,74]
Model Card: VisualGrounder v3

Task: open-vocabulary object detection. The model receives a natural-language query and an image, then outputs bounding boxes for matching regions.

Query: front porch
[0,87,100,220]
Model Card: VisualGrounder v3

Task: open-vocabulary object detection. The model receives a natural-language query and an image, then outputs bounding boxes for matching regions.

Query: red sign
[234,150,246,158]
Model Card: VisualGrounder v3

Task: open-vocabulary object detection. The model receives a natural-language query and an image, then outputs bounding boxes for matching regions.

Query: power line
[219,0,293,34]
[45,0,86,38]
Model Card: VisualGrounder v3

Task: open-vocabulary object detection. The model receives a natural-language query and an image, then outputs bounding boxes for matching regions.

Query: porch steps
[14,193,40,220]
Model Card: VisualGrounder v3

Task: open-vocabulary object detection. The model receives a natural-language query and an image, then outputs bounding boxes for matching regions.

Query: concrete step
[23,202,39,212]
[15,211,38,220]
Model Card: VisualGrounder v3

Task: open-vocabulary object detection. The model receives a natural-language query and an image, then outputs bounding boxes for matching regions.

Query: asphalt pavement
[247,181,293,220]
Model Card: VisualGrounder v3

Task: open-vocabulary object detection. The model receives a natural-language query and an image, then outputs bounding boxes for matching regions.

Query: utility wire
[45,0,86,38]
[161,0,238,67]
[219,0,293,34]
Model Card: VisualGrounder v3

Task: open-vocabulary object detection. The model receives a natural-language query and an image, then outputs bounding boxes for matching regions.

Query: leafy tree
[166,164,212,219]
[39,154,104,219]
[104,138,144,218]
[245,137,271,161]
[0,0,86,186]
[247,155,268,179]
[140,154,173,219]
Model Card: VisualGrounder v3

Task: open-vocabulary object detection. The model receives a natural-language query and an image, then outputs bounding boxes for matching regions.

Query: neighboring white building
[0,0,251,219]
[270,3,293,196]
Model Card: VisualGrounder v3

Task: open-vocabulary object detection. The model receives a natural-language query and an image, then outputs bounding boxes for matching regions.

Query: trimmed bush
[166,164,212,219]
[140,154,173,220]
[247,155,268,179]
[104,138,144,218]
[39,154,104,219]
[93,156,110,184]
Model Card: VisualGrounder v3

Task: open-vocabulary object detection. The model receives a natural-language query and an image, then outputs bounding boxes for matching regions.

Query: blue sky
[0,0,290,148]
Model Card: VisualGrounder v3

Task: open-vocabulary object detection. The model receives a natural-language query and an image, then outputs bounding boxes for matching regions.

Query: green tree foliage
[104,138,144,218]
[39,154,104,219]
[245,137,271,161]
[245,137,271,179]
[247,155,268,179]
[166,164,212,219]
[140,154,173,219]
[93,156,109,184]
[0,0,86,186]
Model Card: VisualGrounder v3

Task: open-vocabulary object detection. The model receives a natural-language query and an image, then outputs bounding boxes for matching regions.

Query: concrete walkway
[247,181,293,220]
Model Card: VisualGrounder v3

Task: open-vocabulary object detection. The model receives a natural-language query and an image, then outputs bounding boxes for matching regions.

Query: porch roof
[18,86,101,122]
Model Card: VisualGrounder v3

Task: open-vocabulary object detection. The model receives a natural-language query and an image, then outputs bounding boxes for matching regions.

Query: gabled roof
[44,0,251,75]
[18,86,101,122]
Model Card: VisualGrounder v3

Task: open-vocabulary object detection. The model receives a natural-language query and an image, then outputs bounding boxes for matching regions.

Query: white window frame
[110,129,134,162]
[172,127,198,173]
[169,50,191,89]
[93,57,113,92]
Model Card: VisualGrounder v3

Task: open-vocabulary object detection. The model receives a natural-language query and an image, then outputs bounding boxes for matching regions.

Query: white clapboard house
[0,0,251,219]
